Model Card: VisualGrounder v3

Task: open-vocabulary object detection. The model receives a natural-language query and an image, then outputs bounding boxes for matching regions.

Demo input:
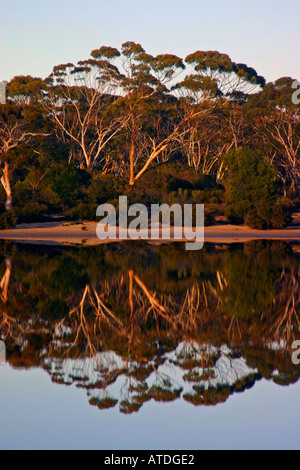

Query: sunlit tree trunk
[0,258,11,303]
[129,114,136,186]
[0,163,12,211]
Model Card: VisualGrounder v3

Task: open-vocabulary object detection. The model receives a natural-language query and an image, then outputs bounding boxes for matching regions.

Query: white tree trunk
[0,163,12,211]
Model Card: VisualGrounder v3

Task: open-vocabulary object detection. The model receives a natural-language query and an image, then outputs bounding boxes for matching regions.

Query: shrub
[51,166,90,209]
[132,162,199,203]
[66,203,97,221]
[224,147,289,229]
[17,202,47,223]
[245,202,291,229]
[245,210,268,230]
[167,178,193,192]
[270,204,291,228]
[0,209,18,229]
[192,189,225,204]
[86,173,126,205]
[225,205,244,225]
[194,174,221,191]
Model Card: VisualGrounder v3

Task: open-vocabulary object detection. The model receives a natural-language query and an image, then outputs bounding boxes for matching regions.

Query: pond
[0,240,300,450]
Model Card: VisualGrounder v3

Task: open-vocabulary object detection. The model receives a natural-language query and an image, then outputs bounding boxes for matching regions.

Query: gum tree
[43,57,129,169]
[174,51,266,179]
[91,42,189,185]
[43,45,266,186]
[0,104,45,210]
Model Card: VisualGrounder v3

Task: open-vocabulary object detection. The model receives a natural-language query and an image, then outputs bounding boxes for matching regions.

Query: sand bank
[0,221,299,246]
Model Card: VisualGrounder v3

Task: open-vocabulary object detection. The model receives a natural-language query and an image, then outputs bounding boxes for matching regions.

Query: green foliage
[86,173,126,205]
[194,174,222,190]
[51,166,90,209]
[7,75,46,104]
[245,202,291,230]
[131,163,224,209]
[16,202,47,223]
[245,76,300,117]
[225,147,289,229]
[0,209,18,229]
[221,242,280,319]
[2,47,299,226]
[66,203,97,221]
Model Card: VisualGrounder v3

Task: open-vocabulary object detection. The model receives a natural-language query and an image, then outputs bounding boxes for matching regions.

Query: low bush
[0,209,18,229]
[16,202,47,223]
[66,203,98,221]
[245,202,291,229]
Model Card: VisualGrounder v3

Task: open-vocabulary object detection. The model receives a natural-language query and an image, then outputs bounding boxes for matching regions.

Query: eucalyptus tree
[0,103,47,210]
[91,41,189,185]
[6,75,48,105]
[182,51,266,99]
[262,107,300,194]
[245,77,300,195]
[43,57,130,169]
[43,45,267,186]
[174,51,266,178]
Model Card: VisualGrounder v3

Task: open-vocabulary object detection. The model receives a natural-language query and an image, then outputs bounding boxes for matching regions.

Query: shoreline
[0,221,299,246]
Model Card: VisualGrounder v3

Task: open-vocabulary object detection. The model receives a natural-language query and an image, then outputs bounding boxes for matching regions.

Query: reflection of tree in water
[1,241,300,412]
[51,283,124,357]
[0,257,29,347]
[272,266,300,341]
[0,258,15,339]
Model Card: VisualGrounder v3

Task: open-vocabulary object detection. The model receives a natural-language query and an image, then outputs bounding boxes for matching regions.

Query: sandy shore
[0,221,299,246]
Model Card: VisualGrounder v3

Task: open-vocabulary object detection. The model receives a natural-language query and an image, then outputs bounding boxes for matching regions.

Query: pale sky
[1,0,300,84]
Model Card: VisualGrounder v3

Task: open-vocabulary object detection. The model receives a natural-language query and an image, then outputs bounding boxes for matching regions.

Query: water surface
[0,240,300,449]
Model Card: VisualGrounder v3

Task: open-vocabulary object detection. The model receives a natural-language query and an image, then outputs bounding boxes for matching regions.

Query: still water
[0,240,300,450]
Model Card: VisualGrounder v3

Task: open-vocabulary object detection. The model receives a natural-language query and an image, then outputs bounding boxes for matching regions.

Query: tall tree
[247,78,300,194]
[43,58,129,169]
[0,104,45,210]
[92,42,189,185]
[173,52,265,179]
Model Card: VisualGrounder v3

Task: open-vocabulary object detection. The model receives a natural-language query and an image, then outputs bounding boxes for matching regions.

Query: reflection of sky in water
[1,241,300,449]
[0,363,300,450]
[42,342,259,410]
[0,341,5,364]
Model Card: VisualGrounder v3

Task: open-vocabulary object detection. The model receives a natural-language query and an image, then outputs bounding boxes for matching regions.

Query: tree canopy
[0,42,299,229]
